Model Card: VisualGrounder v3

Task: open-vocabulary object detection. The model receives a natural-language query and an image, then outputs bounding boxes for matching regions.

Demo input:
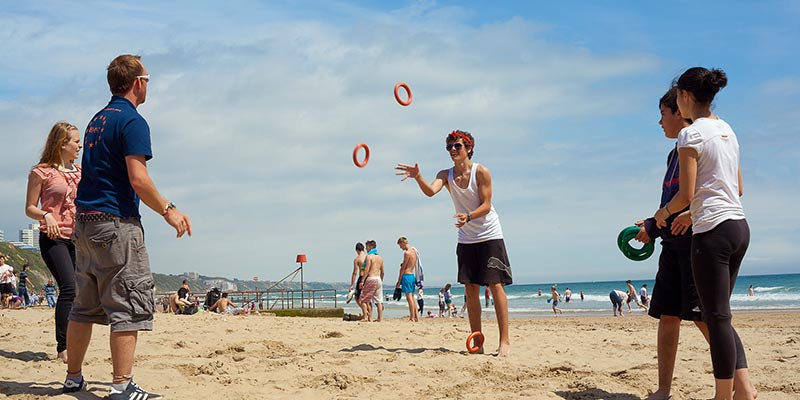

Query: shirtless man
[210,292,244,315]
[626,280,648,312]
[348,242,366,306]
[358,240,384,322]
[395,237,418,321]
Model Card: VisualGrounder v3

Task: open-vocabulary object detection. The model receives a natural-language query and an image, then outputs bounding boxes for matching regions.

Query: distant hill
[0,242,349,294]
[1,242,52,293]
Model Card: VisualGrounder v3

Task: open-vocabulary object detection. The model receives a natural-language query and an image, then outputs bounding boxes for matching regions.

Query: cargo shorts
[69,216,154,332]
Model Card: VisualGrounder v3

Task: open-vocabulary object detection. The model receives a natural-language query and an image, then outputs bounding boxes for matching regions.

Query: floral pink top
[32,165,81,239]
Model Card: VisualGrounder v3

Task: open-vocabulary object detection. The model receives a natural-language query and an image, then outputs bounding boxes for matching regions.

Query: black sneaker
[62,376,87,393]
[108,380,162,400]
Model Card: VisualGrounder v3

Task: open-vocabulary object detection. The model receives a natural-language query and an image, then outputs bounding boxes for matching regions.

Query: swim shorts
[401,273,416,294]
[456,239,512,286]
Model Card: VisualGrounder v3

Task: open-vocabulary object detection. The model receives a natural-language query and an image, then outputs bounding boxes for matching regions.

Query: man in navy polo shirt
[63,54,192,399]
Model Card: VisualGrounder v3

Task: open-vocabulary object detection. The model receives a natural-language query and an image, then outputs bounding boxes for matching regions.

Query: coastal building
[183,272,199,280]
[19,223,40,249]
[0,229,4,242]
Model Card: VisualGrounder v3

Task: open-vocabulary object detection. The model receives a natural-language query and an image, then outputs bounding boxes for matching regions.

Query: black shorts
[648,242,702,321]
[456,239,512,286]
[0,282,13,295]
[354,276,363,298]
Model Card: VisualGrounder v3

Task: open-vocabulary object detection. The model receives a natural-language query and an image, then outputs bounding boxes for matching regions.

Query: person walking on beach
[395,237,419,321]
[639,284,649,307]
[62,54,192,398]
[626,280,648,312]
[550,285,563,316]
[358,240,384,322]
[348,242,366,306]
[610,289,629,317]
[635,86,718,400]
[396,130,513,356]
[17,264,35,307]
[438,287,446,317]
[44,279,58,308]
[417,286,425,316]
[654,67,756,400]
[442,283,454,317]
[24,121,82,362]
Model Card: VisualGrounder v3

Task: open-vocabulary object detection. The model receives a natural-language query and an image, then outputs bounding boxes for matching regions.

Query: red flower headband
[449,130,473,147]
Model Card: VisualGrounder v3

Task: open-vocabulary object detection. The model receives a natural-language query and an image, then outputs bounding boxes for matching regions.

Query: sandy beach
[1,308,798,400]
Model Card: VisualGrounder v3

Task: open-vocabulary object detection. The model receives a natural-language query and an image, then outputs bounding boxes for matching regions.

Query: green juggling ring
[617,226,655,261]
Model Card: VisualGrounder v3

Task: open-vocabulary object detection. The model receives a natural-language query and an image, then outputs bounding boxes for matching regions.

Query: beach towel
[412,247,424,287]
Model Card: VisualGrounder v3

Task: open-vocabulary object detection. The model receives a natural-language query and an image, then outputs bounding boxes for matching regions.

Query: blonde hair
[397,237,408,245]
[35,121,78,168]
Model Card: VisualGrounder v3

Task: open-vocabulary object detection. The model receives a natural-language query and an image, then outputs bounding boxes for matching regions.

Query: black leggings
[691,219,749,379]
[39,233,77,353]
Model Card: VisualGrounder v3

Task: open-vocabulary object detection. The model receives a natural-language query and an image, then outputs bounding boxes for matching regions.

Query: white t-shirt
[639,287,648,298]
[0,264,13,284]
[677,117,745,234]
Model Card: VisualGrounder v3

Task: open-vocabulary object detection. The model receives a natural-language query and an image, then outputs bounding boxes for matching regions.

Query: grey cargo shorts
[69,216,154,332]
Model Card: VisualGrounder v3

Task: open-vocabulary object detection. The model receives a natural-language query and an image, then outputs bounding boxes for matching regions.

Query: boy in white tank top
[396,130,512,357]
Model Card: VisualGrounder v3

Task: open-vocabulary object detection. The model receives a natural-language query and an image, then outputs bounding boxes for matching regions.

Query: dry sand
[1,308,798,399]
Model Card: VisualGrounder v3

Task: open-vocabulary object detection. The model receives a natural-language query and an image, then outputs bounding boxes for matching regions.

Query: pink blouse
[32,166,81,239]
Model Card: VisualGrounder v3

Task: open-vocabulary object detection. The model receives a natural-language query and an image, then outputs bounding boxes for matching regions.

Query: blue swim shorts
[401,274,416,294]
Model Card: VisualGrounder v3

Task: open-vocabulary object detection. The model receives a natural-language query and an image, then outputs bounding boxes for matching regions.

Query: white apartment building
[19,223,40,249]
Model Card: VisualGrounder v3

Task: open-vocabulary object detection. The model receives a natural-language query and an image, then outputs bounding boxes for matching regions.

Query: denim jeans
[46,294,57,307]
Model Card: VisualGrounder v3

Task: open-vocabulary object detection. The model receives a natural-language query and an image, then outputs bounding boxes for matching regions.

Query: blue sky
[0,1,798,286]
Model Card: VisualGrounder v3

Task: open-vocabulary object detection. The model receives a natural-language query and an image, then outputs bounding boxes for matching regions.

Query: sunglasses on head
[446,143,464,151]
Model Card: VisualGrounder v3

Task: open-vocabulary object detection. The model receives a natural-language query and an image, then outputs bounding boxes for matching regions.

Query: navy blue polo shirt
[76,96,152,218]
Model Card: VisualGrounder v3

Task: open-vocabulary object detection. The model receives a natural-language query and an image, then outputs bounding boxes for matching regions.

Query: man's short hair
[182,279,188,285]
[397,237,408,245]
[355,242,364,252]
[366,240,377,248]
[107,54,143,96]
[221,292,229,298]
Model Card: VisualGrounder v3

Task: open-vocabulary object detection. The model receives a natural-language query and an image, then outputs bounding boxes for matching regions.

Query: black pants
[39,233,77,353]
[691,219,749,379]
[417,299,424,314]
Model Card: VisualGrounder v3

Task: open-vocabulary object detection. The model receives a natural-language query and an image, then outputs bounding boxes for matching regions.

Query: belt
[75,212,118,222]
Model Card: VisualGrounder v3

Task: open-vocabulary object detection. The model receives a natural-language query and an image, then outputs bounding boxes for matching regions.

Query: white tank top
[447,163,504,244]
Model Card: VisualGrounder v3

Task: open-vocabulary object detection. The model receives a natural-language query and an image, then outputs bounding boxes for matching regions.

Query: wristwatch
[161,202,176,216]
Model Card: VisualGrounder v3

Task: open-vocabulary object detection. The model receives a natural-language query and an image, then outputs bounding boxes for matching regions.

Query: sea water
[334,273,800,319]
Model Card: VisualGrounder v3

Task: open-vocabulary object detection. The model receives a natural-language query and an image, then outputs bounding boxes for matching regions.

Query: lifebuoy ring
[394,82,412,106]
[353,143,370,168]
[466,331,484,353]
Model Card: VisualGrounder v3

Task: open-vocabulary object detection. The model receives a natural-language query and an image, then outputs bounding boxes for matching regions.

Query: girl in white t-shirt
[653,67,756,400]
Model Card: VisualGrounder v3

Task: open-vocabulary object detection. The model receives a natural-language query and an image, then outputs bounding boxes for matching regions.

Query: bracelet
[42,211,49,219]
[664,203,671,215]
[466,212,472,222]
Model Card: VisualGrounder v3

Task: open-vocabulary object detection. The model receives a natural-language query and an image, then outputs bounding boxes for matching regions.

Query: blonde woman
[25,121,82,363]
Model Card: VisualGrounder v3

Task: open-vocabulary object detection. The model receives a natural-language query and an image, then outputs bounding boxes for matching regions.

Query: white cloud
[0,2,796,285]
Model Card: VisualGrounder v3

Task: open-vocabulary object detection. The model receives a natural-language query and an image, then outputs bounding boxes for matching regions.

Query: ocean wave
[753,286,784,292]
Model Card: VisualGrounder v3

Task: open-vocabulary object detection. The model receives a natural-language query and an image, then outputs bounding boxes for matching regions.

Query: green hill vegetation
[1,242,349,295]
